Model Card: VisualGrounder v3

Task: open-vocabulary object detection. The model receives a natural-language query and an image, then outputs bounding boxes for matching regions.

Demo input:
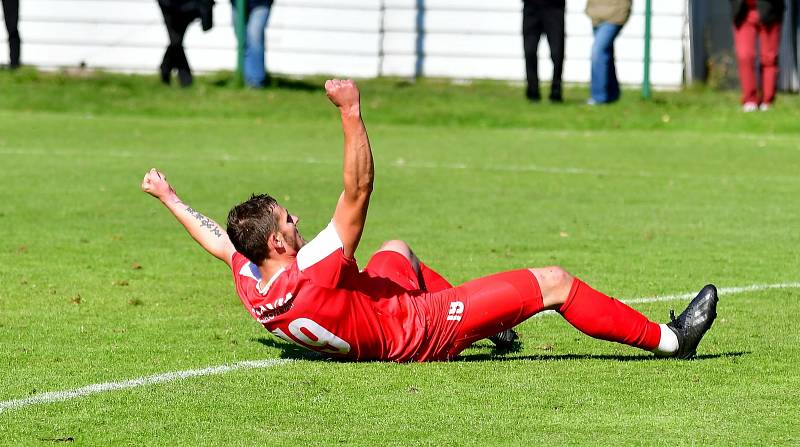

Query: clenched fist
[325,79,360,113]
[141,168,177,201]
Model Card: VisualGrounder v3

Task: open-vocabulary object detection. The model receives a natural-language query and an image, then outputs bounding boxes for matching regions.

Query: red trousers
[733,9,782,105]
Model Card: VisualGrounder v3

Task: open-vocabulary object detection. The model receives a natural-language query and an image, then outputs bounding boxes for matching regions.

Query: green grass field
[1,70,799,446]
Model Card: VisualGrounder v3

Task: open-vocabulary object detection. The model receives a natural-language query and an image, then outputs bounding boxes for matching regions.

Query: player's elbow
[346,176,373,198]
[345,187,372,206]
[357,176,374,195]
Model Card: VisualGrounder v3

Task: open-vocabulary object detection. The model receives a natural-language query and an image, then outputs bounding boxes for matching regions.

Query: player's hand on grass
[141,168,177,202]
[325,79,360,115]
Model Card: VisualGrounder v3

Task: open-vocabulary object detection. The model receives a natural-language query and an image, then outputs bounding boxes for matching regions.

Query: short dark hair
[226,194,279,264]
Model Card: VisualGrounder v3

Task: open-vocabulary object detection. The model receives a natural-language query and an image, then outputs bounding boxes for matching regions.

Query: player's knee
[760,54,778,67]
[530,266,574,309]
[376,240,420,274]
[379,240,411,253]
[377,240,416,262]
[551,266,573,288]
[735,49,755,64]
[532,266,573,290]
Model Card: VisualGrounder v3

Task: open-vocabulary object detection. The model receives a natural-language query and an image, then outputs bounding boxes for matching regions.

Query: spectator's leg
[542,5,565,101]
[732,12,759,105]
[589,22,622,103]
[158,2,177,84]
[607,33,620,102]
[522,3,544,101]
[590,26,602,102]
[231,4,242,70]
[244,5,270,87]
[1,0,20,68]
[173,13,195,87]
[758,20,782,106]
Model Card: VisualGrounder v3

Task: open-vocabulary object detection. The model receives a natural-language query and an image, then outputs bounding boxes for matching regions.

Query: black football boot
[666,284,719,359]
[488,328,519,351]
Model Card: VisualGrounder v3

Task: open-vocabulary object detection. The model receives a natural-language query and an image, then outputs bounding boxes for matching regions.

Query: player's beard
[283,229,305,251]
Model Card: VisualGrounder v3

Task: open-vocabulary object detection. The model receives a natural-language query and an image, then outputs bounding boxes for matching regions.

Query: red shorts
[363,250,422,292]
[364,251,544,362]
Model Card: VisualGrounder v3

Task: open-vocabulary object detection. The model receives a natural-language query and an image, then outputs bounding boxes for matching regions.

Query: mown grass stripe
[1,148,796,182]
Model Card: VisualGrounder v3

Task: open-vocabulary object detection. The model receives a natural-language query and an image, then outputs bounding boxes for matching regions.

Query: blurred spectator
[585,0,631,104]
[231,0,273,88]
[157,0,214,87]
[522,0,565,102]
[730,0,785,112]
[1,0,20,69]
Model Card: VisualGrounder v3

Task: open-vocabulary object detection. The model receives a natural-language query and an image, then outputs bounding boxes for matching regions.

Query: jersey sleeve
[231,252,248,274]
[297,221,358,289]
[230,252,251,287]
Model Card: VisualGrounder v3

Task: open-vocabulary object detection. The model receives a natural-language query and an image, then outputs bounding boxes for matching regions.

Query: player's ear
[268,232,284,254]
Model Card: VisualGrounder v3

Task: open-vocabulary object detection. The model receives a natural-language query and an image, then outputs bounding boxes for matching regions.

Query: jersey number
[272,318,351,355]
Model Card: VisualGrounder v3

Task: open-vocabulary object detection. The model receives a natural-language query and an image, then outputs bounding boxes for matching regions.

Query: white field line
[534,281,800,318]
[0,147,796,182]
[0,147,615,174]
[0,109,796,143]
[0,359,293,414]
[1,281,798,414]
[623,282,800,304]
[0,148,636,177]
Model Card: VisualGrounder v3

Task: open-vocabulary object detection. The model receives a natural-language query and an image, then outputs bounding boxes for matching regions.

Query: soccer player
[142,79,718,362]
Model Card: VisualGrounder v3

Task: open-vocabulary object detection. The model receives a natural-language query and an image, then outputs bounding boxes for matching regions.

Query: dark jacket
[730,0,785,25]
[522,0,565,7]
[158,0,215,31]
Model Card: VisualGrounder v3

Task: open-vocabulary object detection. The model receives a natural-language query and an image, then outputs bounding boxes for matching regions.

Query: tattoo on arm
[186,207,223,238]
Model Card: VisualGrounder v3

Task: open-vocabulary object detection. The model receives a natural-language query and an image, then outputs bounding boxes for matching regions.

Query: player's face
[275,205,305,252]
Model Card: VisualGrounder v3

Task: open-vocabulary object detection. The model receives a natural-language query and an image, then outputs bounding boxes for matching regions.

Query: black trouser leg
[541,6,565,100]
[522,4,544,101]
[170,14,193,72]
[2,0,20,67]
[159,3,176,83]
[159,4,196,86]
[173,13,196,86]
[608,43,619,101]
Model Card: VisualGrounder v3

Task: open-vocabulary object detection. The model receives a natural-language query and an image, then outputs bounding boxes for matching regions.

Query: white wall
[0,0,686,87]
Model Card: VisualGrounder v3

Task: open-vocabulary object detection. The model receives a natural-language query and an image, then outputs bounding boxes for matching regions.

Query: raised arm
[326,79,374,259]
[141,168,236,266]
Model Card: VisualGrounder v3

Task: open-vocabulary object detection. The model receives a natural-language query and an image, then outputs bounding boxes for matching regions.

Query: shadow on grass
[253,337,325,360]
[490,341,524,355]
[266,76,322,92]
[254,336,528,362]
[253,337,748,363]
[204,73,321,92]
[456,351,749,363]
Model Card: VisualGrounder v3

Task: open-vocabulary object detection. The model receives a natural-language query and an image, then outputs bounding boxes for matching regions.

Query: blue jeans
[232,5,270,87]
[590,22,623,103]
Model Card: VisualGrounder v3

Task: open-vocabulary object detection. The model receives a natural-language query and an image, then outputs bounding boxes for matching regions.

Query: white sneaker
[743,102,758,112]
[759,103,771,111]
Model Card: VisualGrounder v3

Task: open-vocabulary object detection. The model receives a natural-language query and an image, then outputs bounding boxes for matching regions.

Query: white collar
[255,267,285,295]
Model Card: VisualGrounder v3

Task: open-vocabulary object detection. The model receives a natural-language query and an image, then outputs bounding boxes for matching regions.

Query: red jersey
[230,222,428,362]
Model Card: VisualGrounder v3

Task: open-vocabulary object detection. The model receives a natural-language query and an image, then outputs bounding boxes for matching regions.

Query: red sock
[418,262,453,292]
[559,278,661,351]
